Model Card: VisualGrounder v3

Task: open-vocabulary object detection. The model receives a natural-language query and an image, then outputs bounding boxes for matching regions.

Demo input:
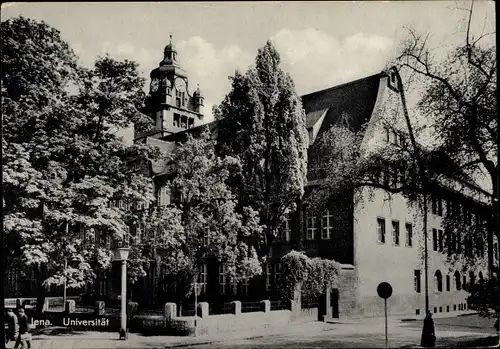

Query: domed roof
[194,84,202,97]
[164,34,177,53]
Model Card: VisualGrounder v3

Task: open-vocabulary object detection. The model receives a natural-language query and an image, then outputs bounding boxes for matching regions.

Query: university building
[6,39,496,319]
[127,40,496,318]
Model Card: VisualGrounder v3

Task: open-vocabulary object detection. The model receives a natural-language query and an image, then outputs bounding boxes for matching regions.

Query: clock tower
[137,35,205,141]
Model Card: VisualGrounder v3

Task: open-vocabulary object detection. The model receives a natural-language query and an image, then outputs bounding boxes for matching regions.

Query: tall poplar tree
[214,41,308,254]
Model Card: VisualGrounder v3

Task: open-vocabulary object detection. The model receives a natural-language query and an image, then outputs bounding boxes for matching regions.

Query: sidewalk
[326,310,477,324]
[19,322,331,349]
[26,311,493,349]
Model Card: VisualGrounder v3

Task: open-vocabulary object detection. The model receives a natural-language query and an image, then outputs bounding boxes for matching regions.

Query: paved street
[18,313,499,348]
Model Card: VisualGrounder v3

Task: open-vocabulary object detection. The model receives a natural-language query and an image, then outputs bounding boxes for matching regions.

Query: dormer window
[388,69,400,92]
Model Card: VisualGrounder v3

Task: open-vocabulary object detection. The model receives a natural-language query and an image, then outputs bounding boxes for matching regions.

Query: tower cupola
[194,84,204,114]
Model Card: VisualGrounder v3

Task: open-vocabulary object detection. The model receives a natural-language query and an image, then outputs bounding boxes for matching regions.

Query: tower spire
[169,33,172,44]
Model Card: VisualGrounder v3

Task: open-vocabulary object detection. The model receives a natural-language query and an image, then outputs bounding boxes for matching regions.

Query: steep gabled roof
[160,122,217,143]
[302,73,382,138]
[305,108,329,129]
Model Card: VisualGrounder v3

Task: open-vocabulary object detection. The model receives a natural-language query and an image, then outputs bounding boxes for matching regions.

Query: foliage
[157,128,263,295]
[306,119,422,213]
[2,16,160,299]
[395,2,497,271]
[214,40,309,253]
[392,3,497,326]
[467,278,500,331]
[280,250,340,299]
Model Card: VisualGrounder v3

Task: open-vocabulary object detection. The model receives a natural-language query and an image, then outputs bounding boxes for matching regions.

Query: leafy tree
[155,129,263,300]
[2,16,158,311]
[214,41,309,255]
[394,2,497,326]
[395,1,497,268]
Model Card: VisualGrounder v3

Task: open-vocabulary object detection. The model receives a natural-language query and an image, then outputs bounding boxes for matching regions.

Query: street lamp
[112,247,131,340]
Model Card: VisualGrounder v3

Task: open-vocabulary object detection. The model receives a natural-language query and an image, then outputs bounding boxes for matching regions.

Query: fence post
[95,301,105,316]
[230,301,241,315]
[261,300,271,313]
[65,300,75,314]
[198,302,209,318]
[164,303,177,320]
[43,298,49,312]
[291,283,302,314]
[325,284,332,319]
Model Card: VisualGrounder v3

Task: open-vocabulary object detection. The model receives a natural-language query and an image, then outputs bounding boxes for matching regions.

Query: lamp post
[112,247,131,340]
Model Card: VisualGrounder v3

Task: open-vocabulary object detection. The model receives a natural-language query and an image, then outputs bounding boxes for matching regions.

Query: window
[437,197,443,216]
[405,223,413,247]
[157,186,170,207]
[274,263,282,286]
[469,271,475,287]
[321,210,333,240]
[265,264,271,292]
[198,264,207,294]
[377,218,386,243]
[181,92,186,107]
[446,275,450,291]
[202,227,210,245]
[392,167,399,187]
[230,278,237,295]
[463,275,467,291]
[306,212,317,240]
[173,113,180,127]
[479,271,484,284]
[451,232,456,254]
[432,229,438,251]
[414,270,421,293]
[434,270,443,292]
[454,271,461,290]
[176,90,182,107]
[477,239,484,257]
[241,277,249,296]
[392,221,400,246]
[279,213,292,241]
[438,229,444,252]
[181,115,188,129]
[188,118,194,129]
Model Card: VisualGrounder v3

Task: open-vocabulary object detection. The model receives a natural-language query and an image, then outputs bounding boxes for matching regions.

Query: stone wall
[337,264,358,319]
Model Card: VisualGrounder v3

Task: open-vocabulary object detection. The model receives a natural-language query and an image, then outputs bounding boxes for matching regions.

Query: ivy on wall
[280,250,340,299]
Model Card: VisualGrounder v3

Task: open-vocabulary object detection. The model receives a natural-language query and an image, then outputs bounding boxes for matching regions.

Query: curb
[165,342,215,348]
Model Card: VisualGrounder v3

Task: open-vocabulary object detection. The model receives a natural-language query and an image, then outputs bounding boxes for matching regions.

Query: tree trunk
[35,266,46,315]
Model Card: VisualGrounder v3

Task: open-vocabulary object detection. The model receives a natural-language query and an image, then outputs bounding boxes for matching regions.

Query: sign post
[377,282,393,348]
[194,282,198,337]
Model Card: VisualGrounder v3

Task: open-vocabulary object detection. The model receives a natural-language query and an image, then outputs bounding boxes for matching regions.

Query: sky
[2,1,495,190]
[2,1,495,120]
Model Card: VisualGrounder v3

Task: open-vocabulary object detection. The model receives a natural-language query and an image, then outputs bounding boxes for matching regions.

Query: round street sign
[377,282,393,299]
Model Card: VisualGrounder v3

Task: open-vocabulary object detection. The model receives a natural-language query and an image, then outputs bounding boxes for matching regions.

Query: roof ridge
[301,72,384,99]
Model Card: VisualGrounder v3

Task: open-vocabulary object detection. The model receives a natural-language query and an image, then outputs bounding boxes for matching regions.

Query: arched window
[454,271,461,290]
[479,271,484,284]
[469,271,475,287]
[434,270,442,292]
